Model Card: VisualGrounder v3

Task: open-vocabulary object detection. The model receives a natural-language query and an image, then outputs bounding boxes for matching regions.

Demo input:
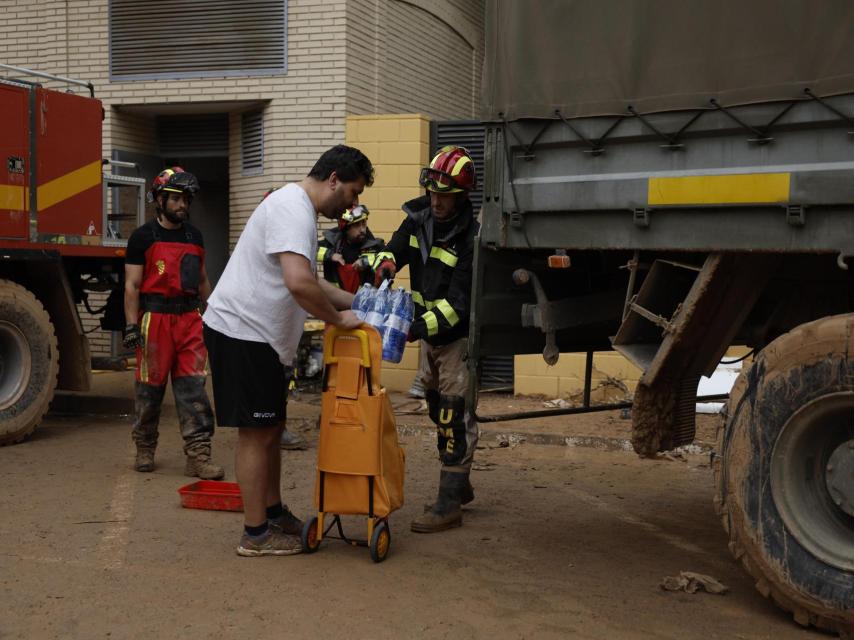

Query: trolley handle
[321,326,375,396]
[323,327,373,368]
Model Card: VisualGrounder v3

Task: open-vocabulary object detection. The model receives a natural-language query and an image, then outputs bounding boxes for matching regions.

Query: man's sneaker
[184,455,225,480]
[269,507,304,536]
[134,448,155,473]
[280,429,307,450]
[236,530,303,557]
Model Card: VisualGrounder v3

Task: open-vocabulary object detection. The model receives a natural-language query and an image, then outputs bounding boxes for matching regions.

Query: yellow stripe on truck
[38,160,102,211]
[647,172,790,206]
[0,185,26,210]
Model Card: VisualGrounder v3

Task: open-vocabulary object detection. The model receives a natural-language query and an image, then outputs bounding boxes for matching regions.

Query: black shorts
[203,324,291,427]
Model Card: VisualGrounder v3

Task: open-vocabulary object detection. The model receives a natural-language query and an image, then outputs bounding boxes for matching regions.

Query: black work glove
[123,324,143,349]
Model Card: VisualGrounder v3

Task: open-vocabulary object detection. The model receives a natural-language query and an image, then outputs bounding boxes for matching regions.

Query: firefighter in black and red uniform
[317,205,386,294]
[376,145,480,533]
[123,168,224,479]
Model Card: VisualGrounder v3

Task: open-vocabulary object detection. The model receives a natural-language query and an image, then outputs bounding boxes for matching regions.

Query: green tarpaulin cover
[481,0,854,120]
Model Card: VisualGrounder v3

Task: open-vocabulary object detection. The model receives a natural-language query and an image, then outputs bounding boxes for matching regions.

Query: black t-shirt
[125,220,204,266]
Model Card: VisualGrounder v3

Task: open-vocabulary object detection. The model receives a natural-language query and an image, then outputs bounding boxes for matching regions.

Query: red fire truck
[0,64,145,445]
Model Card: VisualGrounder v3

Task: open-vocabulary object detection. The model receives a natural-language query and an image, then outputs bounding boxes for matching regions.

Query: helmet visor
[163,173,200,195]
[347,205,368,223]
[419,167,462,193]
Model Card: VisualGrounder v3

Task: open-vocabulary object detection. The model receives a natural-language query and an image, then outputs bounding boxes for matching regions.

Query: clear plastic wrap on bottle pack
[350,281,413,362]
[381,287,414,363]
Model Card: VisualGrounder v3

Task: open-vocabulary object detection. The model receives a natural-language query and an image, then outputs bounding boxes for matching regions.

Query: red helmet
[147,167,200,203]
[419,145,476,193]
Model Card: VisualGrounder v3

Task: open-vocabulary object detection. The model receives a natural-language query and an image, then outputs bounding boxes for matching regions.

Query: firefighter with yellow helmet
[316,204,386,294]
[378,145,480,533]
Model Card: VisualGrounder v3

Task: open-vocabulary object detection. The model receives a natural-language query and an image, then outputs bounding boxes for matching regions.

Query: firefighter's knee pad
[425,389,440,424]
[437,394,466,466]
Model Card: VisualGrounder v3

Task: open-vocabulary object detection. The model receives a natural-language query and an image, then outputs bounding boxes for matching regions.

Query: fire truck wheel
[714,314,854,636]
[0,280,59,446]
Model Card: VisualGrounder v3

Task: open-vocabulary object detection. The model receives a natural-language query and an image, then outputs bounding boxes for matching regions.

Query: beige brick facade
[2,0,484,360]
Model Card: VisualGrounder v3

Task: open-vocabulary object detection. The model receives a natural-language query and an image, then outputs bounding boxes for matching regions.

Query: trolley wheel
[369,520,391,563]
[301,516,321,554]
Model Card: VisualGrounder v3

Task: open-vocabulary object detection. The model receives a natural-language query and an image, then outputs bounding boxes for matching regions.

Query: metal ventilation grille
[242,110,264,175]
[481,355,514,391]
[431,120,485,212]
[157,114,229,157]
[109,0,287,80]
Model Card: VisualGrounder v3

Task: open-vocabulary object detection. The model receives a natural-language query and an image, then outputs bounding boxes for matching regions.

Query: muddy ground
[0,372,823,639]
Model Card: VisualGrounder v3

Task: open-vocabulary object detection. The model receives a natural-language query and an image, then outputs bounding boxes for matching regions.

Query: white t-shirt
[203,183,317,364]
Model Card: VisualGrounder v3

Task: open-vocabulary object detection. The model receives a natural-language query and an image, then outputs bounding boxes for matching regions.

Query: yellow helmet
[339,204,369,229]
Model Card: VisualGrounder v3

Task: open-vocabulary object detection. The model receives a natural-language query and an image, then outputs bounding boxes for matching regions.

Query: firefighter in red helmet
[379,145,480,533]
[123,167,224,479]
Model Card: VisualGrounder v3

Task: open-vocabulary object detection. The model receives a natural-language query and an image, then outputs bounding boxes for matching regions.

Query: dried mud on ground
[0,372,821,639]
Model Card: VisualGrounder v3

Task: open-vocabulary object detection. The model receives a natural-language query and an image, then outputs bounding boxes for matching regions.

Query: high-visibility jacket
[383,195,478,346]
[317,227,386,294]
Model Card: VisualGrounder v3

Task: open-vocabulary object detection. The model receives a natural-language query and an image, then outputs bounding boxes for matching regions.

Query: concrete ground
[0,371,825,639]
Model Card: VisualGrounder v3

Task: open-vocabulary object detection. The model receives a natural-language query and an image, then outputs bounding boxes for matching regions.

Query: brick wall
[514,347,753,399]
[3,0,484,360]
[345,114,430,391]
[346,0,484,119]
[514,352,643,399]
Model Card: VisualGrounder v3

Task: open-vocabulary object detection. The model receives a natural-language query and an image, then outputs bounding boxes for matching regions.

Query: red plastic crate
[178,480,243,512]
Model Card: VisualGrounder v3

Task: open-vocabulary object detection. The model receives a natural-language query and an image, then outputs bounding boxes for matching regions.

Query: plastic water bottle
[351,283,374,320]
[382,288,414,363]
[380,288,402,359]
[365,280,389,332]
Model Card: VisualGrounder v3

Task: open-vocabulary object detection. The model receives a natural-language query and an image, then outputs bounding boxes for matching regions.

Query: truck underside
[467,96,854,632]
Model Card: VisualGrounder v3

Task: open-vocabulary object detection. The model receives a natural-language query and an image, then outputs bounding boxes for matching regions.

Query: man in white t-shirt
[203,145,371,557]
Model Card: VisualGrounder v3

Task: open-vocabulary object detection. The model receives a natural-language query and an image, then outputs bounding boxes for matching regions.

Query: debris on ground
[490,434,526,449]
[542,376,632,410]
[543,398,572,408]
[660,572,730,595]
[472,461,496,471]
[656,451,687,463]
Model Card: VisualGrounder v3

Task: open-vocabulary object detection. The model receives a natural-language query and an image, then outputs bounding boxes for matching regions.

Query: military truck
[468,1,854,633]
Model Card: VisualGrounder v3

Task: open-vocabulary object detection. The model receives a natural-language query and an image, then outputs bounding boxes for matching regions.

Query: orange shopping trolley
[300,324,405,562]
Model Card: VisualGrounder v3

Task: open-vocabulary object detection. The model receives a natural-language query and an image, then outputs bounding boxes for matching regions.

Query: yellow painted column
[514,345,752,398]
[345,114,430,392]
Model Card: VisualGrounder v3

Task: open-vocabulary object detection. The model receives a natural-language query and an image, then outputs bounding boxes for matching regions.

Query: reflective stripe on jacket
[317,227,386,293]
[384,195,478,346]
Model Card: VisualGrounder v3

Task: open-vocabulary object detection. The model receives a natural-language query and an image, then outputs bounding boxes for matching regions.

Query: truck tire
[0,280,59,446]
[714,314,854,635]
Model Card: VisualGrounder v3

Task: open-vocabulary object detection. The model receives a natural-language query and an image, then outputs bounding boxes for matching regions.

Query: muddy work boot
[269,505,304,536]
[184,451,225,480]
[134,447,156,473]
[412,470,466,533]
[423,474,474,512]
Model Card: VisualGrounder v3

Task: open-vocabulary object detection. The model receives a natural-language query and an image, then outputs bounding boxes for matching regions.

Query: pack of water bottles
[351,281,414,363]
